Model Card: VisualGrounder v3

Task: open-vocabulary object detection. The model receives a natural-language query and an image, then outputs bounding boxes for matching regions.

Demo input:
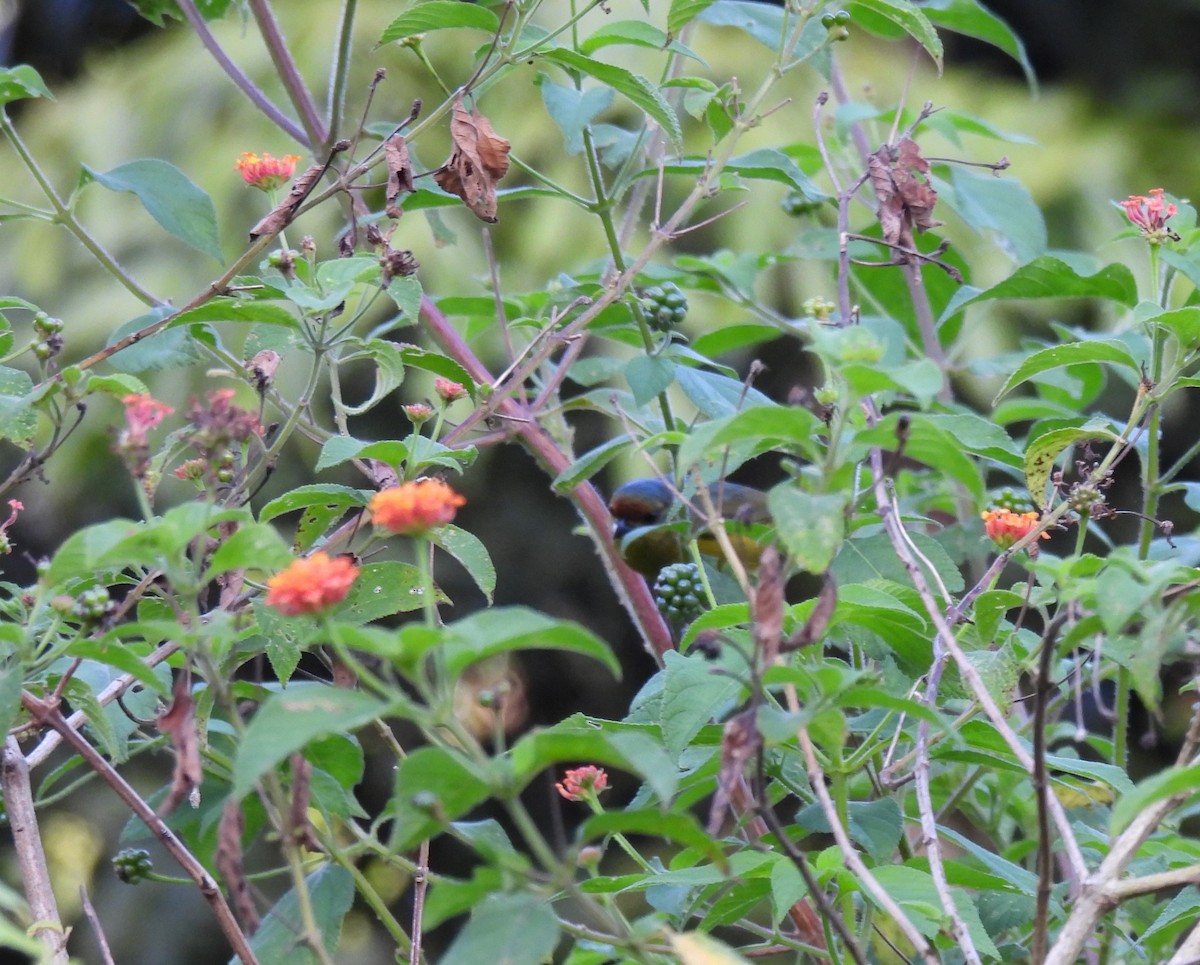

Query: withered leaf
[216,799,259,934]
[752,545,784,668]
[288,753,323,852]
[385,134,415,219]
[707,709,761,835]
[248,163,324,240]
[867,137,942,256]
[783,574,837,652]
[433,98,511,223]
[157,671,201,816]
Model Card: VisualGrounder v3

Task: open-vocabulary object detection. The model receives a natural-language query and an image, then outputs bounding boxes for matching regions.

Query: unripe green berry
[113,848,154,884]
[653,562,707,625]
[639,282,689,332]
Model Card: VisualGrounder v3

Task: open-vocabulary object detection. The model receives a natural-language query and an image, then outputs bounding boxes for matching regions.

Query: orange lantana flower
[434,377,467,402]
[981,508,1050,550]
[555,765,609,802]
[235,152,301,191]
[265,552,359,616]
[369,479,466,535]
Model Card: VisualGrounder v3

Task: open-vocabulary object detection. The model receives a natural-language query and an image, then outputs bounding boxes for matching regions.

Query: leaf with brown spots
[433,98,511,223]
[384,134,415,219]
[156,671,201,816]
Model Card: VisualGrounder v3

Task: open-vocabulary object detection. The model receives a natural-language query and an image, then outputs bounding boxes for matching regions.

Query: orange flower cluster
[1121,188,1179,243]
[265,552,359,616]
[434,377,467,402]
[981,508,1049,550]
[369,479,465,535]
[235,152,301,191]
[121,394,173,445]
[555,765,609,802]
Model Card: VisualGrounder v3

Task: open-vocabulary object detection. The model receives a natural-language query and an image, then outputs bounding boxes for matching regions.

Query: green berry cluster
[32,311,64,362]
[73,586,114,623]
[653,562,707,625]
[820,9,851,41]
[113,848,154,884]
[639,282,688,332]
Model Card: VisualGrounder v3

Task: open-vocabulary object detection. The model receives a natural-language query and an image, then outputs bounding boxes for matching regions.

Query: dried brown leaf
[707,709,761,835]
[433,98,511,223]
[783,575,837,652]
[752,545,784,667]
[248,163,324,240]
[868,137,941,254]
[216,798,259,935]
[385,134,415,219]
[288,753,323,852]
[156,672,201,816]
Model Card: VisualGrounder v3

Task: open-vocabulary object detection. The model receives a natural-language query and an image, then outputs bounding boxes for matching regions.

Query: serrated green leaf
[657,149,826,201]
[993,340,1139,403]
[0,366,35,446]
[388,746,490,850]
[944,167,1046,263]
[537,75,615,155]
[661,650,742,759]
[337,561,435,622]
[922,0,1035,89]
[956,256,1138,310]
[626,354,675,407]
[768,488,846,573]
[542,49,681,147]
[796,797,901,860]
[1110,761,1200,835]
[379,1,500,44]
[167,301,299,328]
[552,436,632,492]
[259,484,369,523]
[205,523,293,580]
[86,159,222,262]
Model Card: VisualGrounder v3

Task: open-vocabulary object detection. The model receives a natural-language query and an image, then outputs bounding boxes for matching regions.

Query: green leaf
[430,524,496,604]
[442,607,619,679]
[259,484,369,523]
[106,307,201,373]
[85,160,222,262]
[943,167,1046,264]
[388,746,490,850]
[233,684,392,796]
[833,532,965,594]
[0,365,35,446]
[542,49,681,147]
[552,436,632,492]
[337,561,434,622]
[167,300,299,328]
[440,893,559,965]
[239,866,352,965]
[205,523,293,580]
[993,341,1140,403]
[626,355,675,407]
[537,75,615,155]
[661,650,742,759]
[768,489,846,573]
[849,0,943,73]
[669,0,717,34]
[1024,422,1120,504]
[674,367,773,419]
[581,811,727,866]
[678,405,821,477]
[921,0,1035,88]
[955,256,1138,309]
[379,1,500,44]
[657,150,827,201]
[1110,761,1200,835]
[696,2,785,51]
[0,65,53,105]
[251,604,315,684]
[795,797,901,860]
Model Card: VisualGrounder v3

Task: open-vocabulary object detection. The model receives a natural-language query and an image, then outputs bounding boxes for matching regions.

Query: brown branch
[2,736,69,964]
[21,693,260,965]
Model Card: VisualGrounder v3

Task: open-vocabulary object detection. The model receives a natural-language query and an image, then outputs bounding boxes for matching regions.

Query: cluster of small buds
[638,282,689,332]
[556,765,609,802]
[73,585,115,624]
[1059,461,1115,519]
[404,403,434,424]
[0,499,22,555]
[112,848,154,884]
[802,296,836,321]
[32,312,64,362]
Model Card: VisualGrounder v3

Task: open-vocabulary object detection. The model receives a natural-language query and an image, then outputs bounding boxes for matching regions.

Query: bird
[608,477,772,578]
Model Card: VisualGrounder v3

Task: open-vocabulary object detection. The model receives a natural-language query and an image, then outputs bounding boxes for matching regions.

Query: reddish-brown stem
[247,0,328,149]
[20,694,260,965]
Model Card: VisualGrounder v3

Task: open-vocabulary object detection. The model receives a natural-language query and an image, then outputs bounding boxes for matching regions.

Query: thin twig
[409,839,430,965]
[79,886,117,965]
